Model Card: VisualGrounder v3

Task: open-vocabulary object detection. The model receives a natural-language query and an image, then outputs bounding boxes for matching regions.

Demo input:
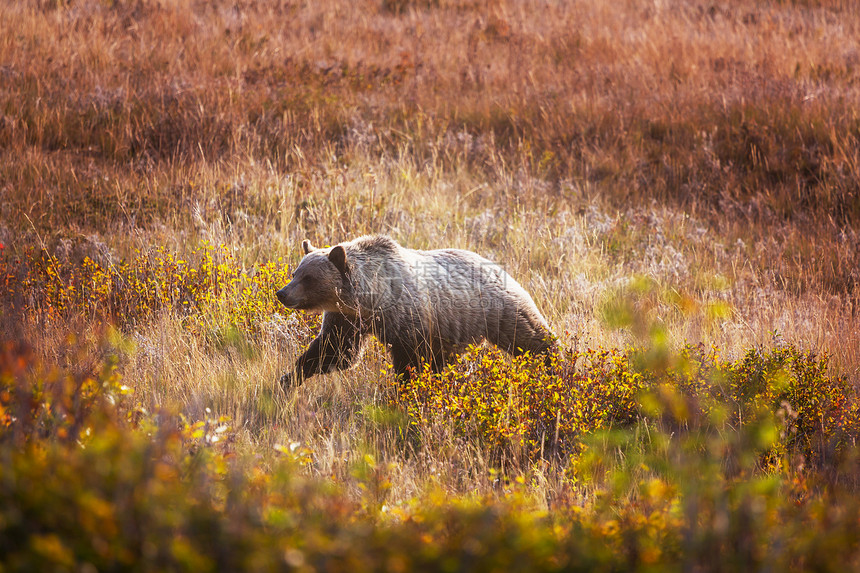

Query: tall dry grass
[1,0,859,503]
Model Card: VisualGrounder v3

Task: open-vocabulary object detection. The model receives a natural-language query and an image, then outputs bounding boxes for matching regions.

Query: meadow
[2,0,860,570]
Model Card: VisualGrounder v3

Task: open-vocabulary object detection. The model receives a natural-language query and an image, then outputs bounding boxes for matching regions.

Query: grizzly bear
[276,235,555,386]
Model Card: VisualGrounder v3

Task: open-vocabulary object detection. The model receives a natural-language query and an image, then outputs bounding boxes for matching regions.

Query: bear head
[276,240,353,313]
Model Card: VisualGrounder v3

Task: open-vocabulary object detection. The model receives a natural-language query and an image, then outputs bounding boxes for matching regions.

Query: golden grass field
[2,0,860,569]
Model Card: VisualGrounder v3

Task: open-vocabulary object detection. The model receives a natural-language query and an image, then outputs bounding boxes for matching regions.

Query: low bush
[3,334,860,571]
[400,342,860,471]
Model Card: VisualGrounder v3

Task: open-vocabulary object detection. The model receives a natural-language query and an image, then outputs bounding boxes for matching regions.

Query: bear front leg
[279,336,330,388]
[280,313,364,388]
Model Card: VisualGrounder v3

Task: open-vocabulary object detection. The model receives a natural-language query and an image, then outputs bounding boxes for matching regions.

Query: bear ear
[302,240,315,255]
[328,245,348,275]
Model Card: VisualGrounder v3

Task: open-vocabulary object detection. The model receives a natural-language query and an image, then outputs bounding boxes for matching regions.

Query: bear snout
[276,286,298,308]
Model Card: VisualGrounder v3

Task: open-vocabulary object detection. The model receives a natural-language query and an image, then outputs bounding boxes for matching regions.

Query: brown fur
[276,235,555,386]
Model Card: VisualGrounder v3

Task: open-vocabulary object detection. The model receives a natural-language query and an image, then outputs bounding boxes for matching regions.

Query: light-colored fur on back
[336,235,553,360]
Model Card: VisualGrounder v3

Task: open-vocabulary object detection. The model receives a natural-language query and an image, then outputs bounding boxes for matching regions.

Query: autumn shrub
[572,387,860,572]
[0,336,695,571]
[0,337,335,572]
[0,242,308,337]
[399,345,645,461]
[4,334,860,571]
[660,343,860,468]
[398,342,860,472]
